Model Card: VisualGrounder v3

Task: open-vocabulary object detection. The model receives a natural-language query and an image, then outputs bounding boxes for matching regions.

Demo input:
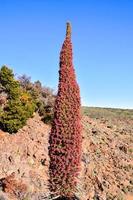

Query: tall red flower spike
[49,22,82,198]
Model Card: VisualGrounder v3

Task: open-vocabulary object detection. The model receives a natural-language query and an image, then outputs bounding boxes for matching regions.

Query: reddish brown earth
[0,114,50,200]
[0,113,133,200]
[79,116,133,200]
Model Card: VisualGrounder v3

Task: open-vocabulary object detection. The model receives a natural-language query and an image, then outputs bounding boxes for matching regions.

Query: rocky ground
[80,115,133,200]
[0,114,50,200]
[0,109,133,200]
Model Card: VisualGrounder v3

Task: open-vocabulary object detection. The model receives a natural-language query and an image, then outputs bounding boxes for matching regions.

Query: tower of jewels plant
[49,23,82,199]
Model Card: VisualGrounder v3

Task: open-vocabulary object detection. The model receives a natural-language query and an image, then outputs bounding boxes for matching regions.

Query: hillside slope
[80,115,133,200]
[0,113,50,200]
[0,108,133,200]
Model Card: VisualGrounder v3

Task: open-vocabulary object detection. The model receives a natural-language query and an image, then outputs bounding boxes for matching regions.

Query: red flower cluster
[49,23,82,198]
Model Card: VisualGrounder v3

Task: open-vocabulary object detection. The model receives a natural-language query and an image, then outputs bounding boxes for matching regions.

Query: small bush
[18,75,55,124]
[0,66,36,133]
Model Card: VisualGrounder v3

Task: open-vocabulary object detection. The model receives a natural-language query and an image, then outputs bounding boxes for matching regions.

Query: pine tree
[0,66,36,133]
[49,23,82,198]
[0,65,20,99]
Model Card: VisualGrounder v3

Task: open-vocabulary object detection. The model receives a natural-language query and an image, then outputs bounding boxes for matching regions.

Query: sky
[0,0,133,109]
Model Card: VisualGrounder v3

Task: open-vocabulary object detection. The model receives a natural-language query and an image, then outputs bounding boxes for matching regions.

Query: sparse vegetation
[82,106,133,120]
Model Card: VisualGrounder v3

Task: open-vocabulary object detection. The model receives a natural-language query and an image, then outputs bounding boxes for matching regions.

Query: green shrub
[18,75,55,124]
[0,66,36,133]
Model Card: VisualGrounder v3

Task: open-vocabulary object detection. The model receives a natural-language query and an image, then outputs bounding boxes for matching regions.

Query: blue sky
[0,0,133,108]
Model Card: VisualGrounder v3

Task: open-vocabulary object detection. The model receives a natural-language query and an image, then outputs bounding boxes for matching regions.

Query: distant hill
[82,106,133,120]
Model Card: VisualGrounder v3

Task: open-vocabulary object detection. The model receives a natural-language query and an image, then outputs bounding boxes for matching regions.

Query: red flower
[49,22,82,198]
